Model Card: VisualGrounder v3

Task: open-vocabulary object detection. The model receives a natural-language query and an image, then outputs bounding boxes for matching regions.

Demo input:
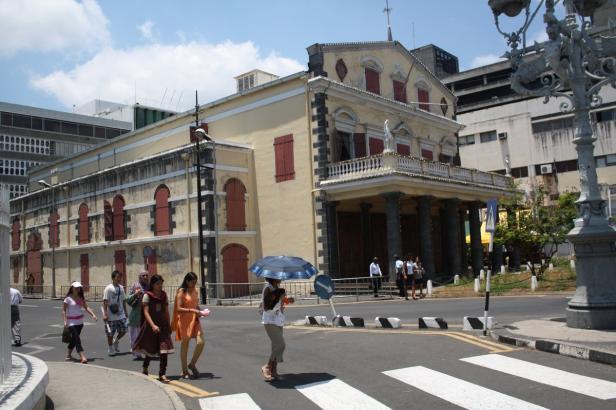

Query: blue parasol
[249,255,318,280]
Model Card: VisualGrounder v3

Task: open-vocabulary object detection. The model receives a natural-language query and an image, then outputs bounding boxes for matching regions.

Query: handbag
[62,326,71,344]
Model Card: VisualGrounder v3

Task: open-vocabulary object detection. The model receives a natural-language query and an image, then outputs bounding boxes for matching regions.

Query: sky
[0,0,553,114]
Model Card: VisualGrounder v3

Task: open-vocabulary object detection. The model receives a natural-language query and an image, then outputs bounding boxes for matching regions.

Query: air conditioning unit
[540,164,553,175]
[498,132,508,140]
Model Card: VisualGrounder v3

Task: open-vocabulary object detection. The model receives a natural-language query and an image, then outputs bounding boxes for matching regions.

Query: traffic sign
[314,274,335,299]
[485,199,498,233]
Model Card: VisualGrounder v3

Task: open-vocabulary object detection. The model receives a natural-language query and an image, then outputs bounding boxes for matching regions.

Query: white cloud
[469,54,505,69]
[138,21,155,41]
[30,41,305,111]
[532,29,549,44]
[0,0,109,56]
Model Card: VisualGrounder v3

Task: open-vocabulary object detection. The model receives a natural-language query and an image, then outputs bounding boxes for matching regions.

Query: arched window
[112,195,126,240]
[225,179,246,231]
[11,217,20,251]
[78,203,89,244]
[154,185,171,236]
[49,210,59,248]
[104,200,113,241]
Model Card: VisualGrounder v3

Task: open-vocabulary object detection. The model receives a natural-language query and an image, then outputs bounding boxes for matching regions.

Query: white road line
[461,354,616,400]
[19,304,39,308]
[20,344,54,356]
[295,378,391,410]
[383,366,546,410]
[199,393,261,410]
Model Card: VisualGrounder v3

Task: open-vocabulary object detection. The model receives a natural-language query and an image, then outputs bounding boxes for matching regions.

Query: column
[360,203,373,272]
[469,201,483,276]
[382,192,402,279]
[459,206,468,275]
[324,201,340,278]
[440,206,450,275]
[445,198,462,276]
[418,196,435,278]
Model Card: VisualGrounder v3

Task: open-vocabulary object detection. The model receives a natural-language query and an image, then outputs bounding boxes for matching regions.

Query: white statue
[383,119,395,154]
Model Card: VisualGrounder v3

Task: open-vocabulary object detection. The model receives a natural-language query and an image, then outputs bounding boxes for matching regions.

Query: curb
[489,331,616,366]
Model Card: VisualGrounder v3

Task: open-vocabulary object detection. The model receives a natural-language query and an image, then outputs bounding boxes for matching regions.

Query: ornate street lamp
[489,0,616,329]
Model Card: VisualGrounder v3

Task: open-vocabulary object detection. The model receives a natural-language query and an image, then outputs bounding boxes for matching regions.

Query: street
[12,295,616,409]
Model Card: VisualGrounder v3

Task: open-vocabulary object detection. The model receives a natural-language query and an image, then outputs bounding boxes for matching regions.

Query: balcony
[322,153,512,191]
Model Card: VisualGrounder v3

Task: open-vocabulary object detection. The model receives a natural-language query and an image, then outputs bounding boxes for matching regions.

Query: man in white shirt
[10,287,23,346]
[103,270,128,356]
[369,257,382,297]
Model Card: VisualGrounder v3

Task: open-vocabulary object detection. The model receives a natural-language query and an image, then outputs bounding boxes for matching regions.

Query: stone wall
[0,186,11,383]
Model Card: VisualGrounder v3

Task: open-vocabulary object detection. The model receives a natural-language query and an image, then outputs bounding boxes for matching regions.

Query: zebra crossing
[198,353,616,409]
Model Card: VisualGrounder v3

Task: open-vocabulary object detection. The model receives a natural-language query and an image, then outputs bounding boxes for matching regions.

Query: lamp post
[38,179,56,299]
[489,0,616,328]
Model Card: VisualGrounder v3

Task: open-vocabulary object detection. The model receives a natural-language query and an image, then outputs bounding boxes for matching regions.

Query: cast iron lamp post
[37,179,56,299]
[489,0,616,329]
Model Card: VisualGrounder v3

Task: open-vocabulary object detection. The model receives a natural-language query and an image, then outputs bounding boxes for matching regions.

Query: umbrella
[249,255,318,280]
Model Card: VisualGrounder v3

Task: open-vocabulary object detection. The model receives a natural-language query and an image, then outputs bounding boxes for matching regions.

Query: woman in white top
[260,277,293,381]
[62,282,97,364]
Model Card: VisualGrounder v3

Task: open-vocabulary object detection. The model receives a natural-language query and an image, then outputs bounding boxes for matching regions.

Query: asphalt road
[13,295,616,410]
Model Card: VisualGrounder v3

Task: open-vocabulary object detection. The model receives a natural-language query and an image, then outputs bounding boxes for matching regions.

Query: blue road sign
[485,199,498,233]
[314,274,335,299]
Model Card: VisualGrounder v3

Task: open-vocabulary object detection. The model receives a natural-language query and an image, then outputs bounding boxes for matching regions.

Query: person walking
[405,255,416,300]
[414,256,425,299]
[126,271,150,360]
[172,272,206,379]
[133,274,174,382]
[260,277,293,381]
[62,282,97,364]
[26,274,34,295]
[103,270,128,356]
[10,287,23,346]
[395,255,408,299]
[369,257,383,298]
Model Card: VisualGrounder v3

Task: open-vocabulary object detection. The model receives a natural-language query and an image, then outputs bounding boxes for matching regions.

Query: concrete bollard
[500,265,506,274]
[570,259,575,269]
[549,263,554,271]
[531,275,538,291]
[427,280,433,295]
[474,278,480,293]
[480,269,485,280]
[454,274,460,285]
[525,262,532,272]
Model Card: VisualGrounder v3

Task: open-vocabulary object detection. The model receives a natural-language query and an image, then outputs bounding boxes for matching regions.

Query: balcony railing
[325,154,512,189]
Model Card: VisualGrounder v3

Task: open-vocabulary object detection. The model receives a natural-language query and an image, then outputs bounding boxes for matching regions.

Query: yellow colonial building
[9,41,512,296]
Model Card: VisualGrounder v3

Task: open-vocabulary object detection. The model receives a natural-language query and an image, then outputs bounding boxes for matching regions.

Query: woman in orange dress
[172,272,205,379]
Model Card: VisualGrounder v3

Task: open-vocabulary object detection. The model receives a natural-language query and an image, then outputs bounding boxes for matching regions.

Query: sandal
[158,375,170,383]
[80,359,88,364]
[181,370,191,379]
[261,365,273,382]
[188,363,199,378]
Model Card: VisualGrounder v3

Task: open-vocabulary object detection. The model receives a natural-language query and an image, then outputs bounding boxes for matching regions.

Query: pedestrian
[414,256,425,298]
[260,277,293,381]
[62,282,97,364]
[10,287,23,346]
[395,255,408,299]
[133,274,174,382]
[171,272,205,379]
[405,255,415,300]
[103,270,128,356]
[126,270,150,360]
[26,273,35,295]
[369,257,383,298]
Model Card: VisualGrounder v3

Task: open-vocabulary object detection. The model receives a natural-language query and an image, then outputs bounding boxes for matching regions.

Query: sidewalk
[490,318,616,365]
[45,362,186,410]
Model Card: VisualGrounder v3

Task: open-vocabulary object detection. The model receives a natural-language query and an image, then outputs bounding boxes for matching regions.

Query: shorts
[105,318,127,337]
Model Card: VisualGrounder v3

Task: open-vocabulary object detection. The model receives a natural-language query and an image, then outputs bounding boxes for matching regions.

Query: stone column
[445,199,462,276]
[418,196,435,278]
[360,203,373,272]
[382,192,402,279]
[459,206,468,275]
[440,206,450,275]
[324,201,340,278]
[469,201,483,276]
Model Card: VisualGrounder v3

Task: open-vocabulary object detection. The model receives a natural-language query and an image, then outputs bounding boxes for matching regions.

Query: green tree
[495,188,577,277]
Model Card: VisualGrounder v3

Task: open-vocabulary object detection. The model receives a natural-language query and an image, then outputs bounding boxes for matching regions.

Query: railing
[326,154,512,189]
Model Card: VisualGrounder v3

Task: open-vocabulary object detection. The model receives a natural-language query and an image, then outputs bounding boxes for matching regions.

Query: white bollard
[549,263,554,271]
[500,265,506,274]
[525,262,532,272]
[474,278,480,293]
[480,269,485,280]
[531,275,538,291]
[454,274,460,285]
[427,279,433,295]
[570,259,575,269]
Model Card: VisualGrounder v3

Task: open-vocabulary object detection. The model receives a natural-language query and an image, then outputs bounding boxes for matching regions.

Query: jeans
[68,324,84,353]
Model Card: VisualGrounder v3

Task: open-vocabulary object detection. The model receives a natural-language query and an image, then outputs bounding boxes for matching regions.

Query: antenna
[383,0,393,41]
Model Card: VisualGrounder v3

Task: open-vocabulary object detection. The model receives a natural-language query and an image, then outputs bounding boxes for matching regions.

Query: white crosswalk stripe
[295,378,391,410]
[461,354,616,400]
[199,393,261,410]
[383,366,547,410]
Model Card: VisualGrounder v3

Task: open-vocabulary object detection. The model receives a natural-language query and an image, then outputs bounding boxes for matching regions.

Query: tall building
[75,99,176,131]
[0,101,131,199]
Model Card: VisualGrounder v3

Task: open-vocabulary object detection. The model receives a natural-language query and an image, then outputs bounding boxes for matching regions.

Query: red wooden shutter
[365,68,380,95]
[222,244,249,296]
[353,133,366,158]
[114,250,127,287]
[104,201,113,241]
[421,148,434,160]
[112,196,125,240]
[154,186,170,236]
[418,88,430,111]
[225,179,246,231]
[369,138,384,155]
[397,144,411,156]
[49,211,59,247]
[393,80,407,103]
[274,134,295,182]
[80,254,89,290]
[78,204,89,244]
[11,218,20,251]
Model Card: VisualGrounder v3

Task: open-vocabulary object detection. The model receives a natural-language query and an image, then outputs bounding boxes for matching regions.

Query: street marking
[19,304,39,308]
[295,378,391,410]
[383,366,547,410]
[20,343,54,356]
[148,375,217,398]
[199,393,261,409]
[461,354,616,400]
[446,332,517,353]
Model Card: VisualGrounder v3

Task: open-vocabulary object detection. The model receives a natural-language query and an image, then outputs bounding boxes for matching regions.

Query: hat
[71,281,83,288]
[139,271,149,277]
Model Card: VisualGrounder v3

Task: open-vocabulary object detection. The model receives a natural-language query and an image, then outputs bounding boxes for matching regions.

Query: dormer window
[237,74,255,92]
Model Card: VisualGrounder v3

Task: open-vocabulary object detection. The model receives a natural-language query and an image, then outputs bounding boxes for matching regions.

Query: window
[44,119,61,132]
[595,109,615,123]
[112,195,126,240]
[78,203,89,244]
[225,179,246,231]
[11,217,20,251]
[61,122,78,135]
[511,166,529,178]
[421,148,434,160]
[104,200,113,241]
[418,88,430,111]
[354,133,366,158]
[237,74,255,92]
[80,254,89,290]
[154,185,171,236]
[480,130,497,143]
[369,138,384,155]
[274,134,295,182]
[49,210,60,248]
[365,68,380,95]
[143,247,157,274]
[397,143,411,155]
[440,153,453,164]
[393,79,407,103]
[459,135,475,146]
